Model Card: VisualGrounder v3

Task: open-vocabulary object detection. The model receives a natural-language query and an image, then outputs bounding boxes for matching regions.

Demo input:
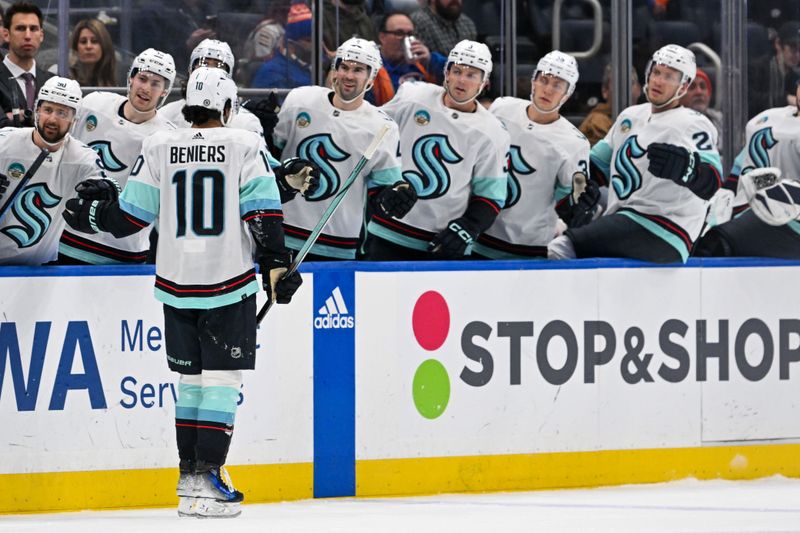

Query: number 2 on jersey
[172,169,224,237]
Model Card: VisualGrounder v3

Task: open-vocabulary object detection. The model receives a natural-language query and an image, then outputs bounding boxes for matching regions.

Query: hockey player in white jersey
[62,67,302,518]
[160,39,265,137]
[473,51,596,259]
[695,80,800,258]
[58,48,177,264]
[273,37,411,260]
[365,39,510,260]
[0,77,107,265]
[548,44,723,263]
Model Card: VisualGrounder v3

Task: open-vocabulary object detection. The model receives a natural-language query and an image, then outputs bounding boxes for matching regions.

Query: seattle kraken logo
[402,134,463,199]
[2,184,60,248]
[505,145,535,209]
[89,140,127,172]
[748,127,777,168]
[611,135,646,200]
[297,134,350,201]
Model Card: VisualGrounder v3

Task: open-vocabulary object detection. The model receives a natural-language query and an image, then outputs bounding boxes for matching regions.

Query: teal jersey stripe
[154,280,260,310]
[200,386,240,414]
[266,151,281,169]
[367,221,429,251]
[618,211,689,262]
[197,408,236,425]
[285,234,356,259]
[175,383,202,420]
[730,148,746,175]
[120,180,159,223]
[698,150,723,175]
[788,220,800,236]
[58,243,129,265]
[368,166,402,187]
[240,175,282,215]
[554,182,571,202]
[472,241,545,260]
[472,176,507,207]
[590,140,613,178]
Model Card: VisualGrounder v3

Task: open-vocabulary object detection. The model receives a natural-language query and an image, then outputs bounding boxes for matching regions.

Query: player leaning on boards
[364,39,510,260]
[473,51,597,260]
[548,44,723,263]
[58,48,177,265]
[695,79,800,258]
[62,67,302,518]
[272,37,411,260]
[0,77,107,265]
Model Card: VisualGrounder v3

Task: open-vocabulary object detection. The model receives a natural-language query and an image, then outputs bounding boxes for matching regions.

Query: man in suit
[0,2,53,128]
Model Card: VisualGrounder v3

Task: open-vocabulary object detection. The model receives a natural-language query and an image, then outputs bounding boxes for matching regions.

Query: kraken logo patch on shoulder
[7,162,25,179]
[85,115,98,131]
[296,111,311,128]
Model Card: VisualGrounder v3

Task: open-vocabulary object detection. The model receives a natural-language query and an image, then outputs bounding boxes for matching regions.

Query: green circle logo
[411,291,451,419]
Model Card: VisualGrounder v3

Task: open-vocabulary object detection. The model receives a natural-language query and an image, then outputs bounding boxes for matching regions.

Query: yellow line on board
[356,444,800,496]
[0,462,313,514]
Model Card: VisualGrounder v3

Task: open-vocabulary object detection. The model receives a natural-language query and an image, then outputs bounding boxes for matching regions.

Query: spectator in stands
[411,0,476,57]
[750,20,800,115]
[241,1,289,73]
[322,0,377,52]
[579,64,641,146]
[679,68,722,143]
[0,2,53,129]
[370,13,446,106]
[0,12,6,57]
[251,0,312,89]
[68,19,118,87]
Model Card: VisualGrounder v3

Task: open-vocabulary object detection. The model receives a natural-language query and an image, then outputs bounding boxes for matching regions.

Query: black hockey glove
[75,177,121,202]
[243,92,280,138]
[373,181,418,219]
[260,252,303,305]
[567,179,601,228]
[647,143,700,185]
[0,173,9,201]
[62,198,109,234]
[13,109,34,128]
[429,218,478,258]
[274,157,320,202]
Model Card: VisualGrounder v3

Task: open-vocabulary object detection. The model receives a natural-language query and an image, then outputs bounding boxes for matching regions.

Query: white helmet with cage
[128,48,176,107]
[644,44,696,108]
[35,76,82,112]
[334,37,382,80]
[190,39,236,74]
[186,67,238,126]
[446,39,493,80]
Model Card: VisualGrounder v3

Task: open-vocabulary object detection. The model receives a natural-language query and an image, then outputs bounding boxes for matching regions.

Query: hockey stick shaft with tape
[0,148,50,223]
[257,123,391,324]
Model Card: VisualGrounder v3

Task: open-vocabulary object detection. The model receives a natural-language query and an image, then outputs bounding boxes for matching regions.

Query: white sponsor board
[355,266,800,460]
[0,273,314,474]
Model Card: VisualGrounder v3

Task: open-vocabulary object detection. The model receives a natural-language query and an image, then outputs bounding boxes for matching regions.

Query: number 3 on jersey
[172,169,224,237]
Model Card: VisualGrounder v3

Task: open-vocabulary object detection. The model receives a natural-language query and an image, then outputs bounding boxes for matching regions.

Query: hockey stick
[0,148,50,223]
[256,123,392,324]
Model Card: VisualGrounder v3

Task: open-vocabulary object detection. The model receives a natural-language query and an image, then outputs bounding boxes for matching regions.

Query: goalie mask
[186,67,238,126]
[644,44,696,109]
[190,39,236,74]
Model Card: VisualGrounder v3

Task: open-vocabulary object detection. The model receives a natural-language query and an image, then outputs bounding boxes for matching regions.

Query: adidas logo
[192,132,204,140]
[314,286,354,329]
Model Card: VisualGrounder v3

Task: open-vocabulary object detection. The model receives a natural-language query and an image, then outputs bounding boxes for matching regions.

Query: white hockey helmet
[190,38,235,74]
[533,50,579,97]
[333,37,382,81]
[446,39,493,81]
[128,48,176,106]
[35,76,82,112]
[186,67,238,126]
[644,44,696,107]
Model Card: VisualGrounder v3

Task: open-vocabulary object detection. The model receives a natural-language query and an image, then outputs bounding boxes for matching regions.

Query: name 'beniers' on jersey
[118,127,281,309]
[474,96,590,259]
[590,103,721,261]
[274,85,402,259]
[368,81,510,251]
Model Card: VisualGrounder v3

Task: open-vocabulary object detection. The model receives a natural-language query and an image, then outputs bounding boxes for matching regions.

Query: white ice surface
[3,477,800,533]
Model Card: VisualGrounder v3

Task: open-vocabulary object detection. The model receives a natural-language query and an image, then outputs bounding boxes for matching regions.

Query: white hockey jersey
[118,127,281,309]
[0,128,104,265]
[474,97,589,259]
[59,91,176,264]
[274,86,402,259]
[160,98,265,137]
[590,103,721,262]
[368,82,510,251]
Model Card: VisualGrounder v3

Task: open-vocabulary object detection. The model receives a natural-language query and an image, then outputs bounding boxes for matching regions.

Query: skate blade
[194,498,242,519]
